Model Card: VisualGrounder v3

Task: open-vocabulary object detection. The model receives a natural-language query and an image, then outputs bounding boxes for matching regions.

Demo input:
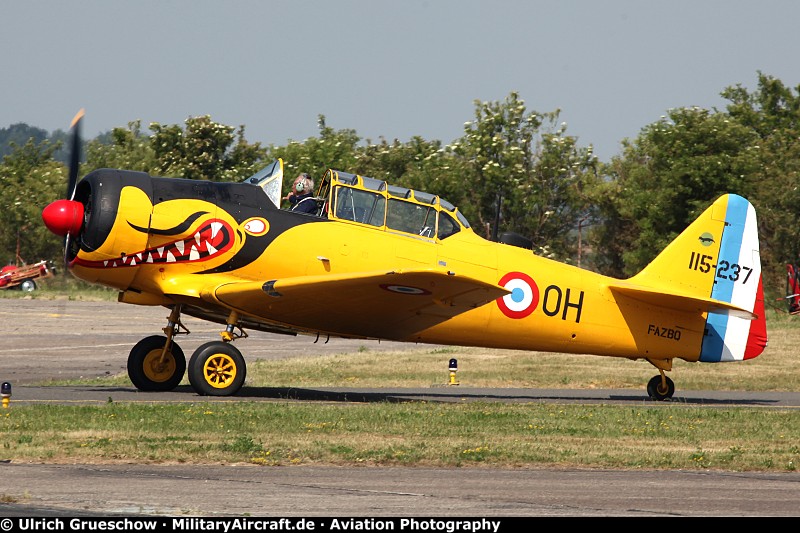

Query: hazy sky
[1,0,798,162]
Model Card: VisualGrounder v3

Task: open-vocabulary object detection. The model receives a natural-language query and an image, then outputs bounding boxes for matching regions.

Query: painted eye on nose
[243,217,269,236]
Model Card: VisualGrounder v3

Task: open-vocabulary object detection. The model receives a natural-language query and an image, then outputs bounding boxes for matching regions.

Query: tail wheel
[128,335,186,392]
[646,375,675,401]
[188,341,246,396]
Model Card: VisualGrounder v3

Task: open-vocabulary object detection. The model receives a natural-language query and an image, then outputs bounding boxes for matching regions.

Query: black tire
[188,341,246,397]
[127,335,186,392]
[646,375,675,401]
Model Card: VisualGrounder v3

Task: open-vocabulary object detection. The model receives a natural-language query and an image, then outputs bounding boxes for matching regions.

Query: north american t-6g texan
[41,111,767,399]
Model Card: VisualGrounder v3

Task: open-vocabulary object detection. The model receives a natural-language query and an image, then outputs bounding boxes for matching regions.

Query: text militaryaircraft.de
[41,111,767,400]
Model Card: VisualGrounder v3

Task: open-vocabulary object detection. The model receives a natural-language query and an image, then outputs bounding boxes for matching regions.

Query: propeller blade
[67,109,84,200]
[63,234,71,272]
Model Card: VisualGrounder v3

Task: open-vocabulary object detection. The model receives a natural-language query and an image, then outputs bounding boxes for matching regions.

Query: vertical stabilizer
[629,194,766,361]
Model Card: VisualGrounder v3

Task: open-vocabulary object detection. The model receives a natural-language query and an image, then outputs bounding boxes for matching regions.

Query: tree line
[1,72,798,305]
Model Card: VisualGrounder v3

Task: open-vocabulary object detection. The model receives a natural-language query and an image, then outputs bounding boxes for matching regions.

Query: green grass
[1,402,797,471]
[0,275,117,301]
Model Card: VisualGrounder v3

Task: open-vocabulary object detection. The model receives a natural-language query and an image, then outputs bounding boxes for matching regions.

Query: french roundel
[496,271,539,319]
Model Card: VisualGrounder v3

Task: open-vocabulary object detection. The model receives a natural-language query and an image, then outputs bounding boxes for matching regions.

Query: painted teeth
[211,222,222,238]
[99,221,225,267]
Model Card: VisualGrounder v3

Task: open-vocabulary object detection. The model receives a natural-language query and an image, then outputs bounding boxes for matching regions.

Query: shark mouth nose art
[74,218,234,268]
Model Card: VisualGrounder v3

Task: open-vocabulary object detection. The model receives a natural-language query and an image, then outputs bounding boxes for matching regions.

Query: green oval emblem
[699,232,715,246]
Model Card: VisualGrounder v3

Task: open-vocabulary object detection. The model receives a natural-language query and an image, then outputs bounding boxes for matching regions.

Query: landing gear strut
[646,374,675,401]
[645,358,675,401]
[126,306,249,396]
[127,335,186,391]
[127,306,188,392]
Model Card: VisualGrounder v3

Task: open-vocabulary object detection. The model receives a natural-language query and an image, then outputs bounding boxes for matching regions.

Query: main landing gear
[646,358,675,401]
[126,305,248,396]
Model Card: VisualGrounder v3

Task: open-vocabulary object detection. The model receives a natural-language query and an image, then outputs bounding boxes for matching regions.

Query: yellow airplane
[41,112,767,399]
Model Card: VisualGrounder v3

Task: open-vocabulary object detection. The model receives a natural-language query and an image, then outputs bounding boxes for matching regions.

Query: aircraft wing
[607,281,757,319]
[207,269,509,340]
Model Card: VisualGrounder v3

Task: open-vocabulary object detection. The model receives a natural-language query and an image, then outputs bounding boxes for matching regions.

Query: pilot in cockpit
[283,173,317,214]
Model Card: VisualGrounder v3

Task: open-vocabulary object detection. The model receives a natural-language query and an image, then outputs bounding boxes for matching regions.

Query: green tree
[0,139,64,265]
[0,123,48,159]
[149,115,267,181]
[386,139,469,213]
[353,136,442,184]
[267,115,360,181]
[592,106,760,276]
[451,92,598,261]
[352,135,467,202]
[85,120,156,173]
[722,72,800,294]
[227,125,271,179]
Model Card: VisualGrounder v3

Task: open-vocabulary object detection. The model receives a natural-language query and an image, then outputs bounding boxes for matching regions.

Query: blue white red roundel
[496,271,539,319]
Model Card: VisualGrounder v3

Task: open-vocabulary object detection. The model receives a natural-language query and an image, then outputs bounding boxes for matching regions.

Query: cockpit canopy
[314,169,470,240]
[246,160,471,241]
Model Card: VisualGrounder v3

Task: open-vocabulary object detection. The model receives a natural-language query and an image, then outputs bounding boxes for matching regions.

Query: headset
[295,173,312,193]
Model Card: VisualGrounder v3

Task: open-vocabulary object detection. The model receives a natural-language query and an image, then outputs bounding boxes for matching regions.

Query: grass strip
[2,401,797,472]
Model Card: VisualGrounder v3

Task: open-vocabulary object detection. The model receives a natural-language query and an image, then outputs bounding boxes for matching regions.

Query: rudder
[629,194,766,361]
[699,195,766,361]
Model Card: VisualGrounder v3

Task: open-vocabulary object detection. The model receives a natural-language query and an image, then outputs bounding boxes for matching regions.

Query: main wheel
[188,341,246,396]
[19,279,36,292]
[646,375,675,401]
[127,335,186,392]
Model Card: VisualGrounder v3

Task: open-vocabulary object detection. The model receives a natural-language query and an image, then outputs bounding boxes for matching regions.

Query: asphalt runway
[1,298,799,517]
[1,463,798,518]
[0,299,421,386]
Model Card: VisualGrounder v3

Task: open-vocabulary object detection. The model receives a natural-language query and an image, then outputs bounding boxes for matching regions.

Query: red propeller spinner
[41,109,85,263]
[42,198,84,236]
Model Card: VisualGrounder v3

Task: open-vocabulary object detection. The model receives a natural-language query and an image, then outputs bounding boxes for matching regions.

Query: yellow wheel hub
[143,349,176,383]
[203,354,237,389]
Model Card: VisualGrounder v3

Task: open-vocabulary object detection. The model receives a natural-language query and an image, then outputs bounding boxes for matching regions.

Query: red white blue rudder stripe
[700,195,767,362]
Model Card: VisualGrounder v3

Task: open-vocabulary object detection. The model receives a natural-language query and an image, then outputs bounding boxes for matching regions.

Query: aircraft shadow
[231,386,781,406]
[77,386,784,407]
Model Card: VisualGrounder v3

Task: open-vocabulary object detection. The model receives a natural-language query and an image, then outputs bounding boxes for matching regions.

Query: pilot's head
[293,173,313,195]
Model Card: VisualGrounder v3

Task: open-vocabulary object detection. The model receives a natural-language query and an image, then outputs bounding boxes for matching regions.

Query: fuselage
[59,167,715,366]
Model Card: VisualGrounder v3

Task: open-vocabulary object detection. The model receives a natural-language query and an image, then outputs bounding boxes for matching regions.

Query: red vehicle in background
[0,260,54,292]
[786,264,800,314]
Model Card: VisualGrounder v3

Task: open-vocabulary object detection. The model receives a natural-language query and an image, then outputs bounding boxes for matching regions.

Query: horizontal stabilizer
[608,281,756,319]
